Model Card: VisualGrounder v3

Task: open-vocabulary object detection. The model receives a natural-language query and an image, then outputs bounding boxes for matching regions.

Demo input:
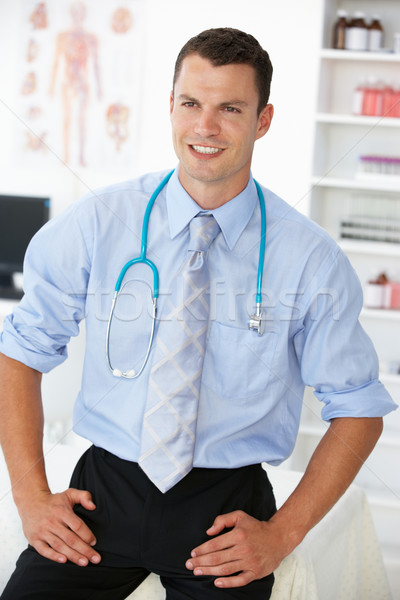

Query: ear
[170,91,174,116]
[255,104,274,141]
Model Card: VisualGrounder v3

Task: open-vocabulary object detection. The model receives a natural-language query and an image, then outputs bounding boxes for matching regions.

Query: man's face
[170,53,273,203]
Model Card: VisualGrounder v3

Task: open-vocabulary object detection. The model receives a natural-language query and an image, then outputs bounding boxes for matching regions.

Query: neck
[177,168,250,210]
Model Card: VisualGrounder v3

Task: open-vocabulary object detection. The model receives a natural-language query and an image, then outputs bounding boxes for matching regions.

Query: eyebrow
[177,94,249,108]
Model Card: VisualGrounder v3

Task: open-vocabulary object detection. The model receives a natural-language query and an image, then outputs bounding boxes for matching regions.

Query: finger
[42,494,98,549]
[187,547,241,573]
[32,534,89,567]
[214,571,254,589]
[33,539,68,564]
[59,523,101,563]
[65,511,98,547]
[191,529,235,558]
[44,527,101,566]
[191,559,243,579]
[206,511,242,536]
[67,488,96,511]
[40,531,96,566]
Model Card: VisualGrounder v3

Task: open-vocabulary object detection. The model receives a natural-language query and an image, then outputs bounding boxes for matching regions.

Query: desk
[0,444,392,599]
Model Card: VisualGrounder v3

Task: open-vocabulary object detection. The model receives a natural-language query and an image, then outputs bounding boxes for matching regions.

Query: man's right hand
[17,487,101,566]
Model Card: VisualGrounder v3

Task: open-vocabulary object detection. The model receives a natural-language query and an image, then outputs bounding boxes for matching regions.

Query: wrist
[266,509,307,557]
[11,464,51,507]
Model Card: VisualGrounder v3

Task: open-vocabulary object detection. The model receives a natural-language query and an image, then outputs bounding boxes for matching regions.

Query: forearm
[0,353,101,566]
[0,352,49,506]
[269,416,383,554]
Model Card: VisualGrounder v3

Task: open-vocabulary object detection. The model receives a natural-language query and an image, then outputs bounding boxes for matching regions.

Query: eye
[224,106,240,113]
[182,101,197,108]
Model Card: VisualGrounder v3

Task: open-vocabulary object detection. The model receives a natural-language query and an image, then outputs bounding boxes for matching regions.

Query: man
[0,28,396,599]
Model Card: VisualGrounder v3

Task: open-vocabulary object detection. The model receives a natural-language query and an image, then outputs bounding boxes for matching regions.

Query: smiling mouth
[191,145,223,155]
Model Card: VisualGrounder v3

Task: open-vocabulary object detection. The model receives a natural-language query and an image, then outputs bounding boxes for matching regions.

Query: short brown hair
[173,28,273,115]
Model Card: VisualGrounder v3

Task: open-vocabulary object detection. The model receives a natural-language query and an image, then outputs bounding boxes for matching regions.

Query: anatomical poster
[16,0,145,171]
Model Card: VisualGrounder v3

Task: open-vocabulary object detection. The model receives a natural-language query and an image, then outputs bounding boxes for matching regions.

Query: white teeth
[192,145,222,154]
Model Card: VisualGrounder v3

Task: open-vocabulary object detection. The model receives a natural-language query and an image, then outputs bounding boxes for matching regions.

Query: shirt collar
[166,168,258,251]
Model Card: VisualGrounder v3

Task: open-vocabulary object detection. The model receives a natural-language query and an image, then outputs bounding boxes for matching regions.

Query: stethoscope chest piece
[249,303,264,336]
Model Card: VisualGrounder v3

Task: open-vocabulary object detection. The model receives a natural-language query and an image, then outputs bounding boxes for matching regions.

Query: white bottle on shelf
[345,11,368,51]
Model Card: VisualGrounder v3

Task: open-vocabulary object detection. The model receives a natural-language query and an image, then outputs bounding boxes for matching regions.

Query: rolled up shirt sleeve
[294,248,397,420]
[0,201,92,373]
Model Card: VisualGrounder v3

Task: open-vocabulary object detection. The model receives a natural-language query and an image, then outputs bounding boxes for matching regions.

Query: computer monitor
[0,194,50,298]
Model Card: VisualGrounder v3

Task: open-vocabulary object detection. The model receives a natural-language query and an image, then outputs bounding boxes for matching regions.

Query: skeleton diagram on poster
[17,0,144,170]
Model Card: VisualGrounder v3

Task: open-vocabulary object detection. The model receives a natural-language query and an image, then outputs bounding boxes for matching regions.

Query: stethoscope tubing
[106,169,266,378]
[114,169,175,296]
[254,178,266,305]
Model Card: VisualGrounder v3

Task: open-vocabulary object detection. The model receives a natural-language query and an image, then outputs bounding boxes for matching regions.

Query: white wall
[0,0,322,423]
[0,0,322,213]
[136,0,323,214]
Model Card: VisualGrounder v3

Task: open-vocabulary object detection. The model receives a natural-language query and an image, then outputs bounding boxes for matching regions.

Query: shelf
[320,49,400,62]
[309,7,400,581]
[311,175,400,192]
[361,307,400,320]
[316,113,400,128]
[339,239,400,256]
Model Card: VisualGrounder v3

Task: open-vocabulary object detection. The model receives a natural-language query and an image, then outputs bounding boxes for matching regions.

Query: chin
[182,160,228,183]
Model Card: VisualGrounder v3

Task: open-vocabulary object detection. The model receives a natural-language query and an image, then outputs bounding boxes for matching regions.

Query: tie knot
[188,215,220,252]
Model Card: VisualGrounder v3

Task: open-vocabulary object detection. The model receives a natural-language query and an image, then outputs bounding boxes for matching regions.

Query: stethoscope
[106,169,266,379]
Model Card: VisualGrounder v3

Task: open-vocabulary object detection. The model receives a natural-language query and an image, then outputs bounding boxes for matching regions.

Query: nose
[194,109,220,137]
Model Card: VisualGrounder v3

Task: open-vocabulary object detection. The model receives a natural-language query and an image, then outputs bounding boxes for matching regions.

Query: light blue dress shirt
[0,169,396,468]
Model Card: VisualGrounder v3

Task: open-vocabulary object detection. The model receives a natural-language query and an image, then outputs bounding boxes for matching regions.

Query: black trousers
[1,446,277,599]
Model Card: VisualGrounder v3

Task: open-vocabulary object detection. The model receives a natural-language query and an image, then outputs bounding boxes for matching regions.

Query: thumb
[206,511,241,535]
[67,488,96,510]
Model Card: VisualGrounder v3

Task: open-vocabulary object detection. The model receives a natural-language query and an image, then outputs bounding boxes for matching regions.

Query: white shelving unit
[288,2,400,597]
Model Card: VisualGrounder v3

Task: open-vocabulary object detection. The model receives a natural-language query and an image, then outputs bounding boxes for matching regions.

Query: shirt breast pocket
[202,321,278,400]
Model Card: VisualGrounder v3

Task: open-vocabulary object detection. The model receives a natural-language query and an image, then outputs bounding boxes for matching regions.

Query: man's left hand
[185,510,285,589]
